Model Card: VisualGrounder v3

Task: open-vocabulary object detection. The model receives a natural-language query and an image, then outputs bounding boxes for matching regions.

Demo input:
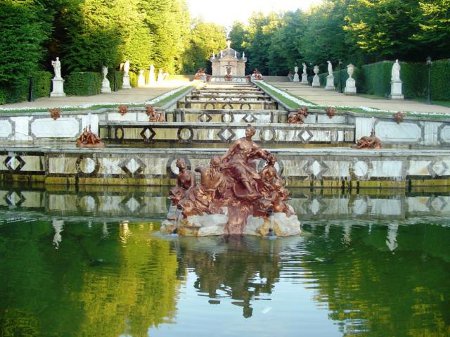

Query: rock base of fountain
[161,205,301,237]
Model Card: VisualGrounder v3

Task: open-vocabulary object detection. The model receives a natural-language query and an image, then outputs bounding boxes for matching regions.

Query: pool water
[0,192,449,337]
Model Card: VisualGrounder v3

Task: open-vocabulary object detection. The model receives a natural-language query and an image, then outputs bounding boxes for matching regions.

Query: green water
[0,190,449,337]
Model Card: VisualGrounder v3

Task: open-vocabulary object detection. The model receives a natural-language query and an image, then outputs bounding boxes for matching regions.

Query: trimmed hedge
[0,71,51,104]
[32,71,52,99]
[360,61,392,97]
[360,59,450,100]
[431,59,450,101]
[65,72,102,96]
[106,70,124,91]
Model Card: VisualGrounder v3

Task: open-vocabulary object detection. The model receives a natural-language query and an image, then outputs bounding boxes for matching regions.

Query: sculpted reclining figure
[171,126,292,221]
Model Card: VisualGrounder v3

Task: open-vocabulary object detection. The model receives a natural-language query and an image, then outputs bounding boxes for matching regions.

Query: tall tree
[412,0,450,59]
[343,0,422,61]
[63,0,123,71]
[245,12,282,75]
[139,0,191,74]
[182,21,226,74]
[266,10,308,75]
[0,0,51,100]
[229,21,247,52]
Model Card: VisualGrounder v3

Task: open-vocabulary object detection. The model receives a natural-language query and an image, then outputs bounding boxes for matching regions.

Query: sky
[186,0,323,27]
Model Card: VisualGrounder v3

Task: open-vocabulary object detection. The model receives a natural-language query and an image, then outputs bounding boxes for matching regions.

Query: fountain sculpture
[161,125,301,237]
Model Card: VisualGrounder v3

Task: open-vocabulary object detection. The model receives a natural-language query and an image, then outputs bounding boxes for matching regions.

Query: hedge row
[430,59,450,101]
[0,69,127,103]
[360,59,449,100]
[65,72,102,96]
[64,69,125,96]
[313,59,449,101]
[0,71,52,104]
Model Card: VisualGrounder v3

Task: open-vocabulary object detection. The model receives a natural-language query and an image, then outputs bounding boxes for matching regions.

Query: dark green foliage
[32,71,53,98]
[107,70,124,91]
[0,0,51,103]
[182,21,226,74]
[412,0,450,60]
[360,61,392,97]
[334,65,349,93]
[399,62,427,98]
[129,71,138,88]
[359,59,450,101]
[344,0,423,61]
[0,81,28,104]
[430,59,450,101]
[65,72,102,96]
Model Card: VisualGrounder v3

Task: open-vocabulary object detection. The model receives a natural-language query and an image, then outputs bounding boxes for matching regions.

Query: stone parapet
[1,147,450,186]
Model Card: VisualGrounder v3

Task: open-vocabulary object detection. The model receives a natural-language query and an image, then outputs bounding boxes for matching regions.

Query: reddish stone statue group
[169,125,293,235]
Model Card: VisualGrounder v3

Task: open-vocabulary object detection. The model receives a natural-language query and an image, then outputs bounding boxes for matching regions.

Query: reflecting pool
[0,186,449,337]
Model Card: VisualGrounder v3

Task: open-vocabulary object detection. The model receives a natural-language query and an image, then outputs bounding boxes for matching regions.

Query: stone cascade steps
[97,81,353,145]
[172,108,282,124]
[99,122,355,145]
[185,93,271,102]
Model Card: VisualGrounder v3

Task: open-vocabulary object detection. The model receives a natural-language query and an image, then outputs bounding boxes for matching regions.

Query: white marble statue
[390,59,403,99]
[137,69,145,87]
[312,65,320,87]
[122,60,131,89]
[123,60,130,75]
[325,61,335,90]
[157,69,164,82]
[50,56,65,97]
[301,63,308,84]
[101,66,111,93]
[51,57,62,79]
[293,65,299,82]
[391,59,401,82]
[344,63,356,95]
[149,64,156,84]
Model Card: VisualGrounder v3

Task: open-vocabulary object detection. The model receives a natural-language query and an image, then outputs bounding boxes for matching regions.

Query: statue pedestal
[161,207,301,237]
[101,78,111,93]
[301,74,308,84]
[122,74,131,89]
[344,78,357,95]
[293,73,299,82]
[390,81,404,99]
[325,75,335,90]
[50,78,66,97]
[311,75,320,87]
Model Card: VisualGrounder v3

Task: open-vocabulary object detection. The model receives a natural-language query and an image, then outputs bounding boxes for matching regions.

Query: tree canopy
[0,0,448,95]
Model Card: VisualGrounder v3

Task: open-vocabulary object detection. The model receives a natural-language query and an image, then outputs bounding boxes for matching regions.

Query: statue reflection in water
[172,235,302,318]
